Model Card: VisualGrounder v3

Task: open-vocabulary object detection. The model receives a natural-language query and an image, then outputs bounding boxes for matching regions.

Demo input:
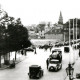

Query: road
[0,47,79,80]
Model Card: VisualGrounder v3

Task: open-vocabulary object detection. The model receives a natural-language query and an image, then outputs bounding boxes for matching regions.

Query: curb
[0,56,26,70]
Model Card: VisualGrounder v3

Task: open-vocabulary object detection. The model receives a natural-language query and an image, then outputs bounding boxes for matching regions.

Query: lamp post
[66,20,74,80]
[76,18,77,49]
[66,64,74,80]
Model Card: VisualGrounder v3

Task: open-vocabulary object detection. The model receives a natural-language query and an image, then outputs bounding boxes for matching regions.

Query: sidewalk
[65,57,80,80]
[0,55,26,70]
[73,57,80,79]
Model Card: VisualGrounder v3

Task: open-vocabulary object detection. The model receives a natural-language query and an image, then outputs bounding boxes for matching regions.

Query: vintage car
[76,73,80,79]
[25,47,34,52]
[55,42,64,47]
[64,45,74,53]
[28,65,44,79]
[49,49,62,62]
[39,44,53,50]
[48,59,62,71]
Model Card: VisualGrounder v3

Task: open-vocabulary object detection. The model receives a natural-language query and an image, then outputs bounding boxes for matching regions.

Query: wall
[45,34,64,41]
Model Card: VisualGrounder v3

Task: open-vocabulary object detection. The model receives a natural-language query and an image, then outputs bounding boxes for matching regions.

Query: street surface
[0,47,79,80]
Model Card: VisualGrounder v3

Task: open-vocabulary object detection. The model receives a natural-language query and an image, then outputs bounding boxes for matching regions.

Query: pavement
[65,50,80,80]
[0,55,26,70]
[0,47,80,80]
[73,57,80,80]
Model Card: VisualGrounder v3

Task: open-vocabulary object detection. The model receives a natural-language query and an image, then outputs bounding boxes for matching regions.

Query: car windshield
[50,60,59,64]
[52,50,61,54]
[52,51,57,53]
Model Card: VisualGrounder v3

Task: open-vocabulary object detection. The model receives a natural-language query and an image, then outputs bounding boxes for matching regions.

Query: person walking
[34,48,37,54]
[13,58,15,67]
[79,48,80,57]
[46,58,49,69]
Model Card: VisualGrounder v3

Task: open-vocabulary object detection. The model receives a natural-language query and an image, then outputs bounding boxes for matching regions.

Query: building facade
[45,11,64,41]
[63,18,80,41]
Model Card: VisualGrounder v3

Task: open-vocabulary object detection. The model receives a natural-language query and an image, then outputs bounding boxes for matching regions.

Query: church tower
[58,11,63,24]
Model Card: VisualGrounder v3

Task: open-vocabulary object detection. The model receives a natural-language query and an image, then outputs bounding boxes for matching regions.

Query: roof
[50,59,59,61]
[45,29,64,34]
[52,48,62,51]
[30,65,39,67]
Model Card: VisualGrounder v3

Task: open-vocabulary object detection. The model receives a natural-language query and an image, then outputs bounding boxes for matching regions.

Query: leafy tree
[6,22,31,52]
[0,17,31,65]
[0,25,7,67]
[37,23,46,31]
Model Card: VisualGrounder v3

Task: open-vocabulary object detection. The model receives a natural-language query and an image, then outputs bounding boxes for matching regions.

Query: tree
[0,17,32,65]
[6,20,31,54]
[0,25,7,67]
[37,23,46,31]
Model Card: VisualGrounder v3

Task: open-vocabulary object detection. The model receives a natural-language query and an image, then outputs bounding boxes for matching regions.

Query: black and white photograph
[0,0,80,80]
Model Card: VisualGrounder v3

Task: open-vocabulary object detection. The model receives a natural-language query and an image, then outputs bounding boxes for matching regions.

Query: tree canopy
[0,13,31,55]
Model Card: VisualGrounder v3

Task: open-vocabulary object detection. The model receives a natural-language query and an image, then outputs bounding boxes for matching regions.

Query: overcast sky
[0,0,80,26]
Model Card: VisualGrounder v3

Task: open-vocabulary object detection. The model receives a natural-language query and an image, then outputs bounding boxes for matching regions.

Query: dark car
[25,47,34,52]
[49,49,62,62]
[28,65,44,79]
[48,59,62,71]
[39,44,53,50]
[76,73,80,79]
[39,45,44,49]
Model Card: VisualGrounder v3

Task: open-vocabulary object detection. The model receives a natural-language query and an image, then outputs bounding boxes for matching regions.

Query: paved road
[0,47,79,80]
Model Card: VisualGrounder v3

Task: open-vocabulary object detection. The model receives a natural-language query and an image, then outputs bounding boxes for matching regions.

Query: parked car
[55,42,64,47]
[64,45,73,53]
[48,59,62,71]
[64,41,69,46]
[25,47,34,52]
[39,44,53,50]
[28,65,44,79]
[39,45,44,49]
[76,73,80,79]
[49,49,62,62]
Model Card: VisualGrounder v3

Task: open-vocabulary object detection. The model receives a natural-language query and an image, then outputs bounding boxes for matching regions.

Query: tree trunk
[9,52,10,61]
[0,54,1,68]
[25,50,27,56]
[15,51,17,61]
[4,53,10,65]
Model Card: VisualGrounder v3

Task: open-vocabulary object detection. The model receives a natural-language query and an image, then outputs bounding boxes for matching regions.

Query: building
[45,27,64,41]
[28,11,64,40]
[58,11,63,24]
[63,18,80,41]
[45,11,64,41]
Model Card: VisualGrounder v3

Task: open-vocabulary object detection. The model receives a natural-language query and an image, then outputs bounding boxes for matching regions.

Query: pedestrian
[46,58,49,69]
[21,50,23,55]
[12,58,15,68]
[34,48,37,54]
[50,47,52,52]
[79,49,80,57]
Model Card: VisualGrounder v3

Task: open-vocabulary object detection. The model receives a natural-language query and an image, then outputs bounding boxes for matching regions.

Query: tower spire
[58,11,63,24]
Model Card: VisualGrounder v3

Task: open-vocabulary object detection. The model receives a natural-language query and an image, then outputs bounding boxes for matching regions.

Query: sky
[0,0,80,26]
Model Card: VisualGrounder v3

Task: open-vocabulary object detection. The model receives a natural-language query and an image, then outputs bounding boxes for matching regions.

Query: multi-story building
[63,18,80,41]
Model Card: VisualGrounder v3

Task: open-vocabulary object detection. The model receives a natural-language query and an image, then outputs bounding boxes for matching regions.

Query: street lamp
[66,64,74,80]
[65,20,75,80]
